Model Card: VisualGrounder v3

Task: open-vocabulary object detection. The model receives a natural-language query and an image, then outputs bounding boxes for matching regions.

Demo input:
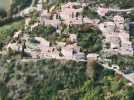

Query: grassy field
[0,19,24,43]
[0,19,24,31]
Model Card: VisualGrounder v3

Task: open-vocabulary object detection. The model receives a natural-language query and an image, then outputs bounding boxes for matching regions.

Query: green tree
[77,28,102,53]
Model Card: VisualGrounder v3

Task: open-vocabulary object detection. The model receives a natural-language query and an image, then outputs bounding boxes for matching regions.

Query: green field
[0,19,24,31]
[0,0,12,12]
[0,19,24,43]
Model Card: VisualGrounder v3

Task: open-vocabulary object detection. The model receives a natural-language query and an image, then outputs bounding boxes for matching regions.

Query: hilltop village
[0,0,133,84]
[6,1,99,61]
[0,0,134,99]
[4,1,134,60]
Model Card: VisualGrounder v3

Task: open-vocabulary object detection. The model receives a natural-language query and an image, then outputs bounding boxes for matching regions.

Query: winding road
[101,63,134,85]
[109,8,134,12]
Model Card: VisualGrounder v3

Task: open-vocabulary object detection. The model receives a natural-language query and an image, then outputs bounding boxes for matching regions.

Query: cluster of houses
[39,2,99,29]
[4,1,134,62]
[5,1,102,61]
[99,15,133,56]
[29,1,99,60]
[30,36,86,60]
[5,22,86,61]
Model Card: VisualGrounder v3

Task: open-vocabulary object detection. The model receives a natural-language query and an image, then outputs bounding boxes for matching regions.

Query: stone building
[99,15,133,56]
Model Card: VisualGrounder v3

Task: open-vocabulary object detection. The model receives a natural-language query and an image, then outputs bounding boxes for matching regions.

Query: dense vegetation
[97,0,134,8]
[82,6,99,19]
[0,20,24,49]
[77,28,103,53]
[0,8,7,18]
[29,25,56,38]
[11,0,32,14]
[0,55,133,100]
[108,55,134,72]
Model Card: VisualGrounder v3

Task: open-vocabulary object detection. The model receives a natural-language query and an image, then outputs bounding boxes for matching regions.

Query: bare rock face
[86,59,97,79]
[86,58,104,81]
[86,54,104,80]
